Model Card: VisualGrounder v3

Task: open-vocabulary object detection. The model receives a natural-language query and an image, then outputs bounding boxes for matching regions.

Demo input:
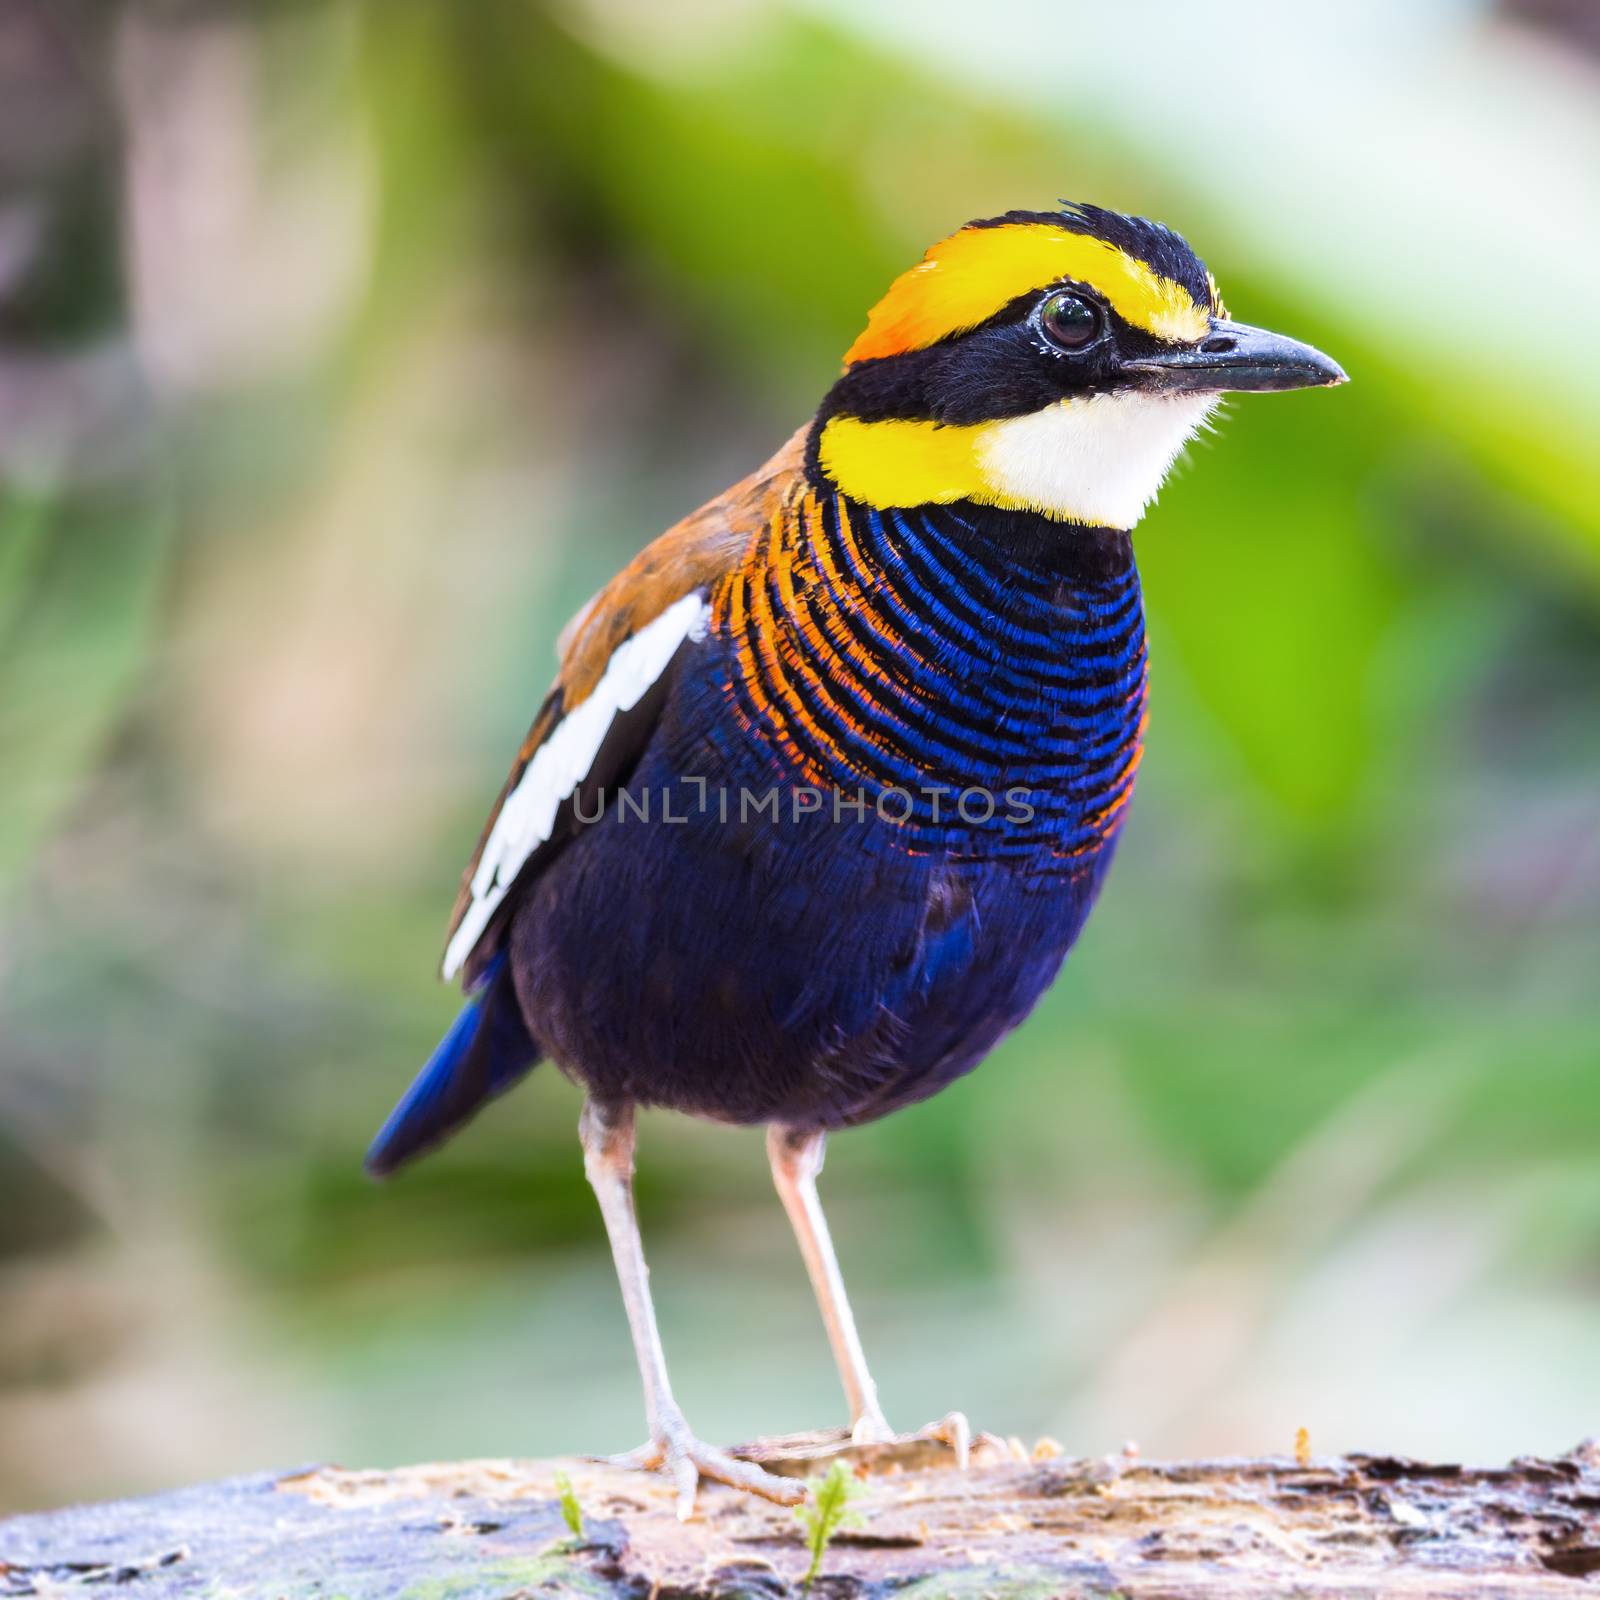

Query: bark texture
[4,1431,1599,1598]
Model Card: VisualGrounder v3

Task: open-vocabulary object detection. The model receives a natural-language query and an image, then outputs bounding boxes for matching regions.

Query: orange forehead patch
[846,221,1211,364]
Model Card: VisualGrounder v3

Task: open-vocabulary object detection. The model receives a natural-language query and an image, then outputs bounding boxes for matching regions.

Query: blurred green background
[2,0,1598,1516]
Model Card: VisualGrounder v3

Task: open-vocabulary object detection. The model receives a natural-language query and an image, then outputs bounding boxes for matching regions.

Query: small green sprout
[552,1468,584,1541]
[795,1458,866,1593]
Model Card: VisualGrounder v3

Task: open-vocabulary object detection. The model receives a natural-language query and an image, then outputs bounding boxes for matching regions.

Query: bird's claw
[916,1409,971,1469]
[850,1408,971,1468]
[608,1414,806,1520]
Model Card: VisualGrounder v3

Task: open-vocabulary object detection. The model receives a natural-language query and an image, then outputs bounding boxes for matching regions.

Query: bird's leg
[579,1099,804,1517]
[766,1125,891,1442]
[768,1125,971,1465]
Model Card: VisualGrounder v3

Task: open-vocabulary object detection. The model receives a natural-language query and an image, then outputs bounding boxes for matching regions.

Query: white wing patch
[442,590,710,981]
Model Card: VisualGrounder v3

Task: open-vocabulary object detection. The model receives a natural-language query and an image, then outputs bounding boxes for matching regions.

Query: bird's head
[811,202,1345,531]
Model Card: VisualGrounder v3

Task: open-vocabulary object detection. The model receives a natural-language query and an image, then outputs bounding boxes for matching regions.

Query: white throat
[976,391,1218,529]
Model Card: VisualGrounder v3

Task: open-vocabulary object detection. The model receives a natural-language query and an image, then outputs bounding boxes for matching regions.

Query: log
[3,1430,1599,1598]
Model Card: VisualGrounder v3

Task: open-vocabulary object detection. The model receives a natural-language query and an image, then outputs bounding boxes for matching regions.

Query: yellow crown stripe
[845,222,1209,362]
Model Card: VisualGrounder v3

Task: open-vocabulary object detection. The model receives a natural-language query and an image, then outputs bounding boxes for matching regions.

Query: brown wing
[440,425,806,986]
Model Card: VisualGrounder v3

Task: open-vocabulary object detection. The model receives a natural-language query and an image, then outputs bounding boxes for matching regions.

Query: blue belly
[509,651,1120,1130]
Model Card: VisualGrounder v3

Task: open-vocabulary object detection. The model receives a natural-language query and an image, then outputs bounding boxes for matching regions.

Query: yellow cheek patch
[845,222,1209,363]
[818,416,985,511]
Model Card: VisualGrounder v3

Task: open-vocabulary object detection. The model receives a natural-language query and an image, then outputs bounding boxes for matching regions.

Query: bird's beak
[1125,318,1347,394]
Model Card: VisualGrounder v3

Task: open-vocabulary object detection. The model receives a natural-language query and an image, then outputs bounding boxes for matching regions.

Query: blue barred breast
[714,489,1147,861]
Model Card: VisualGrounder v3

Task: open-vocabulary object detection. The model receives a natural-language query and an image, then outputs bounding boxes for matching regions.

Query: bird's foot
[609,1410,807,1521]
[849,1409,897,1447]
[851,1407,971,1467]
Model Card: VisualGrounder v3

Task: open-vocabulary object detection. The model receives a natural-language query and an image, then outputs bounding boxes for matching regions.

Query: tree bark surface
[3,1431,1599,1598]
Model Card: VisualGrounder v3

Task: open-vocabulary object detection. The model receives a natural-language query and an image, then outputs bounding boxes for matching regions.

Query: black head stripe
[816,291,1175,432]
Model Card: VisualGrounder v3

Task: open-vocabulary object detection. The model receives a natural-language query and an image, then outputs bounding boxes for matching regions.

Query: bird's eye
[1038,290,1102,352]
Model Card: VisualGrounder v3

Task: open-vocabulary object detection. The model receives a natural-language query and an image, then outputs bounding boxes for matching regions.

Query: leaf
[795,1458,866,1592]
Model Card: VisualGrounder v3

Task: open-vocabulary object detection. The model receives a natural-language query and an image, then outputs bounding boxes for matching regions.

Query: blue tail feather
[365,952,541,1177]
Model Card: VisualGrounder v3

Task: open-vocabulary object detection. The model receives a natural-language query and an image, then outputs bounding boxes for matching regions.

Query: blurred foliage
[1,0,1598,1516]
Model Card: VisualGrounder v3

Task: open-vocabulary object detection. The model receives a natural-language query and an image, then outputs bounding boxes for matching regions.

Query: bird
[365,200,1345,1516]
